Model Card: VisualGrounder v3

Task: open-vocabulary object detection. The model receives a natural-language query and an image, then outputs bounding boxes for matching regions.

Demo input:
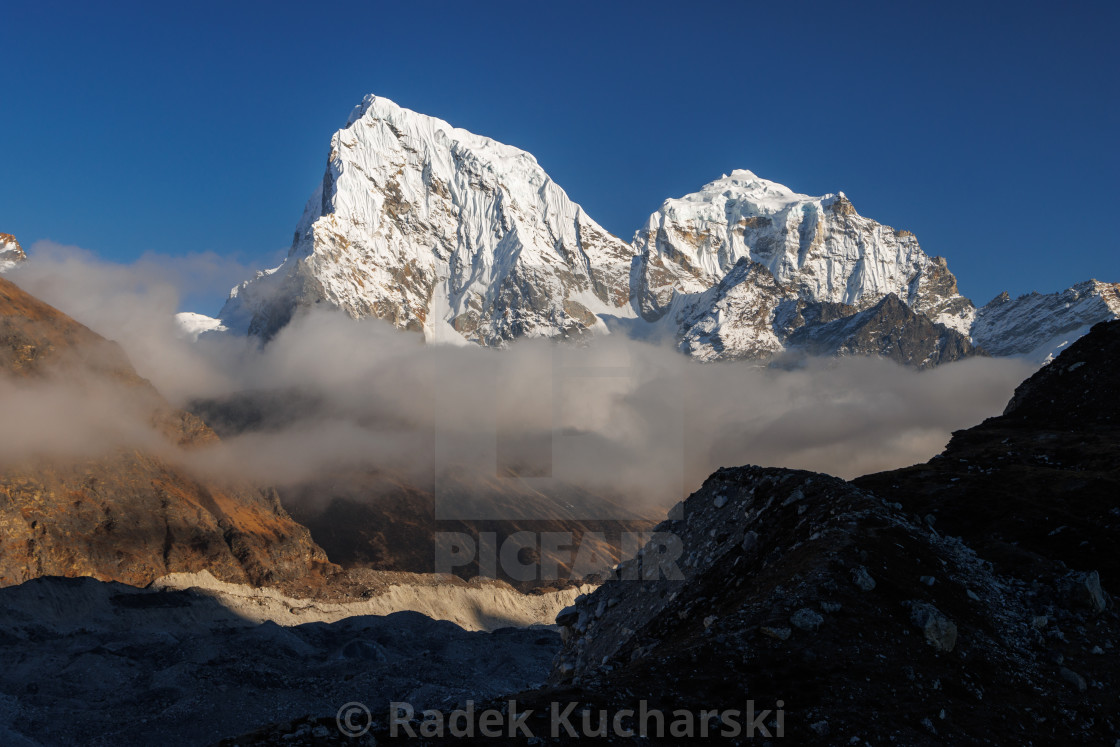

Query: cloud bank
[2,244,1037,511]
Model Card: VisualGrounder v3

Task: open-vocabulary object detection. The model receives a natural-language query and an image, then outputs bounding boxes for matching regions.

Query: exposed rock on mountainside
[670,260,978,367]
[971,281,1120,363]
[0,277,328,587]
[672,259,789,361]
[784,293,978,369]
[151,568,585,632]
[220,95,636,343]
[0,233,26,272]
[533,321,1120,744]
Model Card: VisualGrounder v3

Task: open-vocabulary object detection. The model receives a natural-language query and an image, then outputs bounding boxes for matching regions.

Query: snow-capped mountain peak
[632,172,975,335]
[214,96,1117,366]
[972,279,1120,363]
[0,234,27,273]
[665,169,831,216]
[220,95,636,343]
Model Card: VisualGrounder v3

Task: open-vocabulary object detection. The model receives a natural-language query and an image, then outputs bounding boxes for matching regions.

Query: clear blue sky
[2,0,1117,313]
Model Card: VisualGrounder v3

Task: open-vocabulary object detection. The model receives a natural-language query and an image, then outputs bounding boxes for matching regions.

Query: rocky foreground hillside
[0,571,573,746]
[532,322,1119,744]
[0,276,329,587]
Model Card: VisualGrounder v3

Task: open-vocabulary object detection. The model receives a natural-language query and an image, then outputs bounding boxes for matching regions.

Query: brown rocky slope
[0,276,329,587]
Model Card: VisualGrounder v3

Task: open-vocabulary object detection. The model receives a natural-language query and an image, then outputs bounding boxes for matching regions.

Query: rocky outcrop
[672,259,789,360]
[857,319,1120,582]
[786,293,979,369]
[669,261,979,367]
[0,276,329,587]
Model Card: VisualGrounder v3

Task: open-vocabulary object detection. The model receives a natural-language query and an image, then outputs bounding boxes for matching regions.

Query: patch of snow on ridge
[0,233,27,273]
[174,312,228,341]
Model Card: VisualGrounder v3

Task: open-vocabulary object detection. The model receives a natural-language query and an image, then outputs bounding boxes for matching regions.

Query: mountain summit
[220,95,635,343]
[0,234,26,273]
[217,96,1118,366]
[633,169,974,335]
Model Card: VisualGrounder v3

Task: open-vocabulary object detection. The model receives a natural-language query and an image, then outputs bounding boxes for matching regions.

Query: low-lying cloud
[2,244,1037,512]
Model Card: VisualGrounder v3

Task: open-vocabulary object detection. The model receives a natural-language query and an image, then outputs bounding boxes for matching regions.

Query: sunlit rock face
[971,280,1120,363]
[0,276,328,588]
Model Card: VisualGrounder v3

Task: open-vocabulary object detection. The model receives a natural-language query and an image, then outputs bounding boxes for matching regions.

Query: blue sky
[2,0,1117,313]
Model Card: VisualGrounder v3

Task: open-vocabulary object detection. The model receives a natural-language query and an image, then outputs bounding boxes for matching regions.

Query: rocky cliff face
[784,293,978,369]
[0,233,26,272]
[0,276,329,587]
[220,96,636,343]
[669,260,977,367]
[857,319,1120,582]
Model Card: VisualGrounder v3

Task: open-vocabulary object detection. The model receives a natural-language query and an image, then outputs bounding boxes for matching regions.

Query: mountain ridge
[212,96,1119,366]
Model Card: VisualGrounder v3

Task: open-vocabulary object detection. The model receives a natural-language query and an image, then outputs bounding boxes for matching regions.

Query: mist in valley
[2,242,1037,516]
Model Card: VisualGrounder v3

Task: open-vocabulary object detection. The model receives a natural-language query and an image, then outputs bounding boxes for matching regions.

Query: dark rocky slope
[856,319,1120,585]
[0,576,559,746]
[533,322,1120,745]
[786,293,980,369]
[324,321,1120,746]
